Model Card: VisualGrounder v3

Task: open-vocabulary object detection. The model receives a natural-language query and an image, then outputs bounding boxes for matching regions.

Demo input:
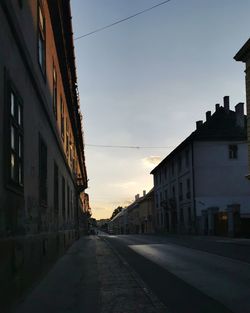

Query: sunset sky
[71,0,250,220]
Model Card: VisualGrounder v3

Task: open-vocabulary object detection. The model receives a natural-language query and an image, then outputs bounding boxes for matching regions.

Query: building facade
[235,39,250,179]
[151,97,250,236]
[79,192,91,234]
[0,0,87,309]
[108,190,155,235]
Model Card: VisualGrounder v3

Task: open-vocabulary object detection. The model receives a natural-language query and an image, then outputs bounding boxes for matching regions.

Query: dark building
[234,38,250,178]
[151,97,250,236]
[0,0,87,309]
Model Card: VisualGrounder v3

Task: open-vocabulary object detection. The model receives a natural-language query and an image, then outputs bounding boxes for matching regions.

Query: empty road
[103,234,250,313]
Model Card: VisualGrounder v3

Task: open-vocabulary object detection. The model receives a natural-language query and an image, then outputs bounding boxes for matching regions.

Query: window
[71,190,73,220]
[52,65,57,118]
[60,97,64,141]
[62,176,65,221]
[172,186,175,198]
[185,149,189,167]
[66,119,69,156]
[73,148,76,175]
[165,189,168,201]
[186,178,191,199]
[164,166,167,180]
[39,135,47,205]
[69,134,73,168]
[154,174,158,186]
[179,182,183,201]
[171,161,175,176]
[18,0,23,9]
[8,87,23,188]
[38,2,46,74]
[67,184,70,220]
[229,144,238,159]
[156,193,159,208]
[178,155,182,172]
[188,207,191,224]
[54,162,59,215]
[180,207,184,223]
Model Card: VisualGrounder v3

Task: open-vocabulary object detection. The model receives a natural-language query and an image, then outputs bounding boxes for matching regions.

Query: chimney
[135,194,140,200]
[196,120,203,129]
[223,96,230,113]
[206,111,211,121]
[235,102,244,128]
[143,190,146,197]
[215,103,220,111]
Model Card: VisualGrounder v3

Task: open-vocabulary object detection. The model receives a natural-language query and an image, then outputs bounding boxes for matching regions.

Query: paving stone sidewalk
[96,236,167,313]
[13,236,167,313]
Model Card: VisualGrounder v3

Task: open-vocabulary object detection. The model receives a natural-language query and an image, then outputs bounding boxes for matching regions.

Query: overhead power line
[74,0,171,40]
[85,144,173,149]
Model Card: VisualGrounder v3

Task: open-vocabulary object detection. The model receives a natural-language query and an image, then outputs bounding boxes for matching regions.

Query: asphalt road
[103,234,250,313]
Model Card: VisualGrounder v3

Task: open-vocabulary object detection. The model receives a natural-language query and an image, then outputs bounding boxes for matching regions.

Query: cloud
[142,156,162,168]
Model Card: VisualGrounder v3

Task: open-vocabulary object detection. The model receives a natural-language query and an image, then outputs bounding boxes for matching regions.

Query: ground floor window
[6,78,24,190]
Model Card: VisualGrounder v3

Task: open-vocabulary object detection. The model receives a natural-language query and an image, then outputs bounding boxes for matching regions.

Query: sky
[71,0,250,220]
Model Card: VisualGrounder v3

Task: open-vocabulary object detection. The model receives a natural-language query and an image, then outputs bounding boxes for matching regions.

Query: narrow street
[103,234,250,313]
[13,233,250,313]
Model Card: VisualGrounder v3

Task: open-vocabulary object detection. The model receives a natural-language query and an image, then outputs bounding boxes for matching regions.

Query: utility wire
[74,0,171,40]
[85,144,173,149]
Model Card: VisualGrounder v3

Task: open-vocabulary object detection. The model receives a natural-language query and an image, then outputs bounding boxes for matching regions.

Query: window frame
[4,74,24,194]
[62,176,65,221]
[60,96,65,141]
[37,1,46,77]
[229,144,238,160]
[39,134,48,207]
[54,161,59,215]
[52,64,57,118]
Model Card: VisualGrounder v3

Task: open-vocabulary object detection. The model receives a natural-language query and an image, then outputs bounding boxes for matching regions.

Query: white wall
[193,141,250,215]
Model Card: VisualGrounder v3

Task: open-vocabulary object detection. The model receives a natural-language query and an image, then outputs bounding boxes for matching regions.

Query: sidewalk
[13,236,167,313]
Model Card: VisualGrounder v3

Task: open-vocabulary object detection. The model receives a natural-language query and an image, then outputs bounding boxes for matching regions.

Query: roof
[126,188,154,212]
[110,188,155,221]
[151,106,247,174]
[109,208,127,222]
[234,38,250,62]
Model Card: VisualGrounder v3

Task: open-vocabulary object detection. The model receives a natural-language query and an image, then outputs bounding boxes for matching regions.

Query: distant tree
[110,206,123,220]
[89,218,97,227]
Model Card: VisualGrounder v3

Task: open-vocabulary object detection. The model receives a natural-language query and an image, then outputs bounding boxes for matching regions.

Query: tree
[110,206,123,220]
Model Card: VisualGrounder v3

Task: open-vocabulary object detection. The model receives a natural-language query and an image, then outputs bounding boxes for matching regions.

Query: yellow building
[0,0,87,309]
